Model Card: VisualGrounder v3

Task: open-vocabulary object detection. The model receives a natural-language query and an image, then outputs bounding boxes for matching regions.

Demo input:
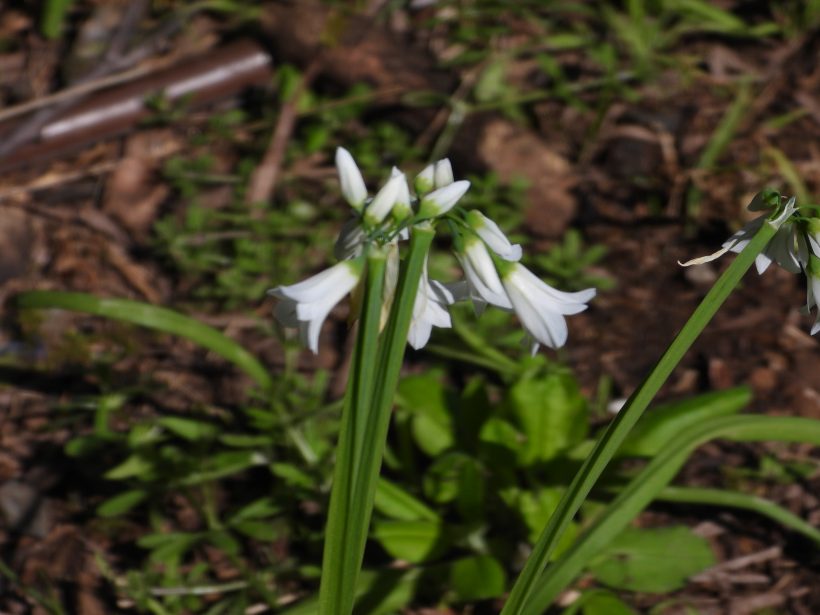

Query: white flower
[466,210,522,261]
[270,259,364,354]
[336,147,368,211]
[417,180,471,219]
[363,171,405,227]
[407,256,455,349]
[680,196,800,274]
[500,262,595,353]
[455,236,512,312]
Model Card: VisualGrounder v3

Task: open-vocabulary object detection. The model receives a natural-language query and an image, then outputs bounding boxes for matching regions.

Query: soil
[0,2,818,614]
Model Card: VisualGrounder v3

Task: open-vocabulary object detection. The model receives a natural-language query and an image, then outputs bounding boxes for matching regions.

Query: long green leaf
[501,207,781,614]
[320,253,387,615]
[656,485,820,544]
[524,415,820,613]
[15,290,272,391]
[319,226,435,615]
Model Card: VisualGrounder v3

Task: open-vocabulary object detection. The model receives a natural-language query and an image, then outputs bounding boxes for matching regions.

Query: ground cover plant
[0,1,819,614]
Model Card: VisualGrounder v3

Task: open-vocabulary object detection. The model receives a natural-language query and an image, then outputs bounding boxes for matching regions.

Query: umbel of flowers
[681,189,820,335]
[271,147,596,353]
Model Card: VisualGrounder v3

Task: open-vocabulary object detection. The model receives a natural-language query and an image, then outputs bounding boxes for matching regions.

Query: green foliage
[587,526,715,593]
[41,0,73,39]
[530,230,614,292]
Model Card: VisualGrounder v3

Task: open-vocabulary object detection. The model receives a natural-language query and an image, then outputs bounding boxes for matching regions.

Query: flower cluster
[681,191,820,335]
[271,148,596,353]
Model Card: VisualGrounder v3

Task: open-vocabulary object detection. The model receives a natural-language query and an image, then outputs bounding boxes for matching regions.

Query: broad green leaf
[478,417,523,472]
[561,590,637,615]
[97,489,147,517]
[372,520,446,564]
[159,416,218,442]
[588,526,715,593]
[457,376,494,452]
[375,478,438,522]
[509,372,588,465]
[515,488,577,557]
[455,456,485,522]
[397,374,454,456]
[619,387,749,457]
[14,291,272,391]
[449,555,506,602]
[423,452,472,504]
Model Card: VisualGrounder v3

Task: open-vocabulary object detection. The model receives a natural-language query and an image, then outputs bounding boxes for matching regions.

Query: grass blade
[15,290,272,391]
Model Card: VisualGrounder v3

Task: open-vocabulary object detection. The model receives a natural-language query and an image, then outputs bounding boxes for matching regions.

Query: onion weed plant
[269,154,820,615]
[13,158,820,613]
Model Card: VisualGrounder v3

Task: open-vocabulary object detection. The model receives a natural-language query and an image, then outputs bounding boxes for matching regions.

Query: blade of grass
[500,206,781,615]
[656,485,820,543]
[524,414,820,613]
[15,290,272,391]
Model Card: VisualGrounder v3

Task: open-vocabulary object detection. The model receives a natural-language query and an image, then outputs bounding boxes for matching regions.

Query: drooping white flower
[407,255,455,349]
[466,210,522,261]
[417,180,471,219]
[680,196,800,274]
[270,259,364,354]
[805,254,820,336]
[499,262,595,353]
[455,236,512,312]
[336,147,368,211]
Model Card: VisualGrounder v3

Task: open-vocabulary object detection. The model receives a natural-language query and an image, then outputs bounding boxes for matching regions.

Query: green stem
[319,252,386,615]
[319,226,434,615]
[502,212,782,614]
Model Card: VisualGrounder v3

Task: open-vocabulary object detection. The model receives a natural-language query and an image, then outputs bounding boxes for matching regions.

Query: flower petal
[434,159,454,188]
[336,147,368,210]
[418,180,470,218]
